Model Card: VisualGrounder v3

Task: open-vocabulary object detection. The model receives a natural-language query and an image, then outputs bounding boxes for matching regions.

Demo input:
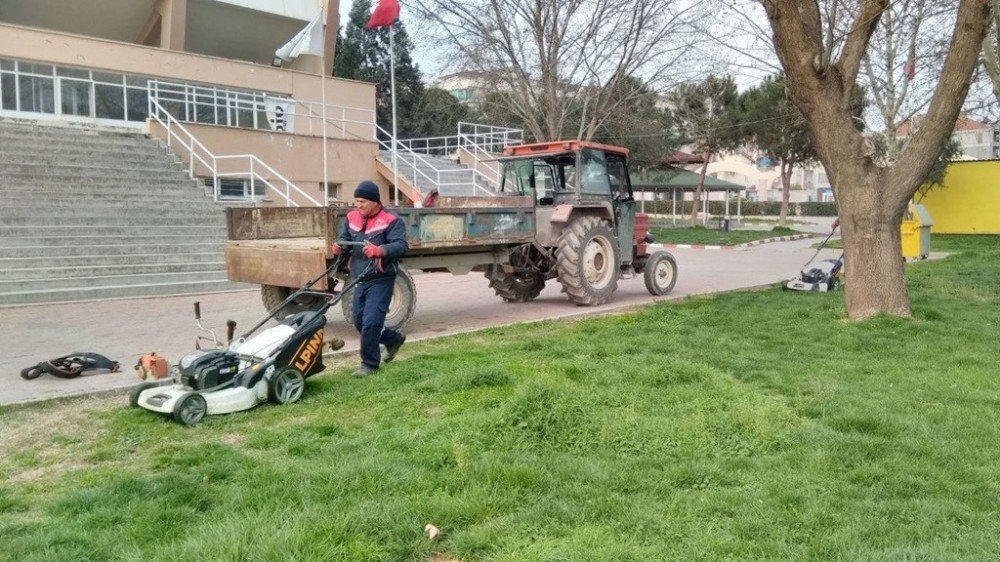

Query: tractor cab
[498,140,641,267]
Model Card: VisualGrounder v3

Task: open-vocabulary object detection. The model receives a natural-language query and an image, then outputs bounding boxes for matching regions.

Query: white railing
[384,122,523,197]
[147,96,322,207]
[376,124,496,197]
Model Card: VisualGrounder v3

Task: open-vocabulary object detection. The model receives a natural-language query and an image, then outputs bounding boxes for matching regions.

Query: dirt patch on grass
[0,395,120,484]
[0,395,117,458]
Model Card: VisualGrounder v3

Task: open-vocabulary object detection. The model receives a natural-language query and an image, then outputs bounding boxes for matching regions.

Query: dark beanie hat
[354,181,381,202]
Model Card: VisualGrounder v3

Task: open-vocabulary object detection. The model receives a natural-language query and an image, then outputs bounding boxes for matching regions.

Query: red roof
[503,140,629,157]
[896,114,990,136]
[666,151,707,165]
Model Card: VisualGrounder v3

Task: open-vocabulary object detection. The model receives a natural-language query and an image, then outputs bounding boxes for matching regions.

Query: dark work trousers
[352,276,404,369]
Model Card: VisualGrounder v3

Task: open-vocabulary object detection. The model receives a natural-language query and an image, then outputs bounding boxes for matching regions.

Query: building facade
[0,0,393,205]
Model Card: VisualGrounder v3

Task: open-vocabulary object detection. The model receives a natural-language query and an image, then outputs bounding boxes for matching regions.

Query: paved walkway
[0,237,842,406]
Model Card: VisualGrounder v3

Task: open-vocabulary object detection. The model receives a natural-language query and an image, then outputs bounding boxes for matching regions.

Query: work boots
[384,335,407,363]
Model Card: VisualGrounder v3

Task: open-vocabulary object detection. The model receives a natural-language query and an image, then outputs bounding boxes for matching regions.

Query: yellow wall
[920,161,1000,234]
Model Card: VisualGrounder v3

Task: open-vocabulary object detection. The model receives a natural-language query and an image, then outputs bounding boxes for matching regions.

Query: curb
[737,233,818,248]
[657,233,817,251]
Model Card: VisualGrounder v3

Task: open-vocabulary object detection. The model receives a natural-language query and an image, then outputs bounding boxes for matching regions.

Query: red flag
[366,0,400,29]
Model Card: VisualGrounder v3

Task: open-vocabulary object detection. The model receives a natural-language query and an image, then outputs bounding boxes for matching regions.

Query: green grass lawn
[651,225,805,246]
[2,235,999,561]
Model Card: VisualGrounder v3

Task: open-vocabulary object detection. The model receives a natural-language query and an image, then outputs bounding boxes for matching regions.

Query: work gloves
[363,244,386,259]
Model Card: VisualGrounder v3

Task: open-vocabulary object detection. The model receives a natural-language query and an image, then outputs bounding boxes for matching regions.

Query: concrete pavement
[0,237,841,406]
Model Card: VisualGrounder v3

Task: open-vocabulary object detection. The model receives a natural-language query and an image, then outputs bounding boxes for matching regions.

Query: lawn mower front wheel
[269,368,305,404]
[172,392,207,426]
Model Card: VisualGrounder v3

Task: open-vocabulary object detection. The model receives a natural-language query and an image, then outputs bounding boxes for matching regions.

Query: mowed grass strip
[651,225,804,246]
[1,235,998,561]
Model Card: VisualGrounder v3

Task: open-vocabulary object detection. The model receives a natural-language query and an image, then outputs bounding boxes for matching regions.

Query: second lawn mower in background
[785,221,843,293]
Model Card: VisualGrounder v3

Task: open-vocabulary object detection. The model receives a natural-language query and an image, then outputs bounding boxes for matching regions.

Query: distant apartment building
[0,0,391,205]
[674,149,829,203]
[897,114,1000,161]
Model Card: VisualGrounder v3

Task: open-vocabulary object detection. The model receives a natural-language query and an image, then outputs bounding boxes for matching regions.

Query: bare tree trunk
[838,172,911,319]
[690,153,710,225]
[762,0,990,320]
[779,161,792,227]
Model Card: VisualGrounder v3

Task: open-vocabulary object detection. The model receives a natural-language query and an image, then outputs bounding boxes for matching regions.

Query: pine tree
[334,0,425,137]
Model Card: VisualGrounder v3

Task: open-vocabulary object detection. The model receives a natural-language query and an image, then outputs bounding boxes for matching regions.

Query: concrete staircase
[377,150,482,198]
[0,118,251,307]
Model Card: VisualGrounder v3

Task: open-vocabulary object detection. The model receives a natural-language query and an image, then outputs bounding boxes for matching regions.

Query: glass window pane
[20,62,54,76]
[95,83,125,120]
[126,87,149,121]
[57,66,89,79]
[18,75,55,113]
[92,71,123,84]
[1,72,15,110]
[579,149,611,196]
[125,75,148,87]
[0,59,13,71]
[60,79,92,116]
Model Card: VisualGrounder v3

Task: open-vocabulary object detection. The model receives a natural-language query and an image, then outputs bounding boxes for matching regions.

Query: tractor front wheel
[556,216,620,306]
[643,251,678,296]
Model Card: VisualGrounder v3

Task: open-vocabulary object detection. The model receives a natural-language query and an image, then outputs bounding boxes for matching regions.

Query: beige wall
[0,22,373,109]
[1,21,383,207]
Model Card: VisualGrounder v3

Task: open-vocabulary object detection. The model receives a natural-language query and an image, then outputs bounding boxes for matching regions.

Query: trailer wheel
[261,285,326,318]
[172,392,207,426]
[556,216,620,306]
[643,251,677,296]
[269,368,305,404]
[485,265,546,302]
[341,266,416,331]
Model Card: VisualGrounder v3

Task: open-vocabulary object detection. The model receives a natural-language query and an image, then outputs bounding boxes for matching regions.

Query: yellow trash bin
[900,204,933,259]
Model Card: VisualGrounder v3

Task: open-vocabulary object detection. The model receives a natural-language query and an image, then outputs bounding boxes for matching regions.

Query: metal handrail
[147,96,321,207]
[380,123,523,197]
[375,125,493,195]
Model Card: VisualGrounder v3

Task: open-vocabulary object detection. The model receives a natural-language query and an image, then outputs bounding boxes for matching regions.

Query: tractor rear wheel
[556,216,620,306]
[485,265,546,302]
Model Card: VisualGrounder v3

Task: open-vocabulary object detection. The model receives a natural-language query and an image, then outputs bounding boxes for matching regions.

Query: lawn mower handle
[237,253,376,341]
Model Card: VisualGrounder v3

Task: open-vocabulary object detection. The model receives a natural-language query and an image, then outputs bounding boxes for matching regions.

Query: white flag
[275,12,324,63]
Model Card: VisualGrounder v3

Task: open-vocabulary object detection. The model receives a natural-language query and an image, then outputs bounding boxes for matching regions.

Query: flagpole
[321,1,329,206]
[389,25,399,206]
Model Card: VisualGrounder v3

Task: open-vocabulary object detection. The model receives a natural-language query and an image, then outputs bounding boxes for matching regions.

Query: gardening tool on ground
[21,352,120,380]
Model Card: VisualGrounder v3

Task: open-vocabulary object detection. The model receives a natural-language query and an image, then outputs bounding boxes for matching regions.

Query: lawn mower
[130,242,372,426]
[785,225,844,293]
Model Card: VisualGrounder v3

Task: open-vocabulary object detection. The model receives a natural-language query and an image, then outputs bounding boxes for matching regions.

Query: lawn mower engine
[178,350,241,390]
[786,257,843,292]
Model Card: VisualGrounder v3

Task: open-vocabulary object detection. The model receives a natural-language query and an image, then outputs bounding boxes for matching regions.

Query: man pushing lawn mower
[331,181,408,378]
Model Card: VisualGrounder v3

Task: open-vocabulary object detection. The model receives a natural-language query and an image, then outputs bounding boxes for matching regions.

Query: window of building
[204,177,264,200]
[0,57,283,130]
[60,79,91,116]
[17,74,55,114]
[0,72,15,110]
